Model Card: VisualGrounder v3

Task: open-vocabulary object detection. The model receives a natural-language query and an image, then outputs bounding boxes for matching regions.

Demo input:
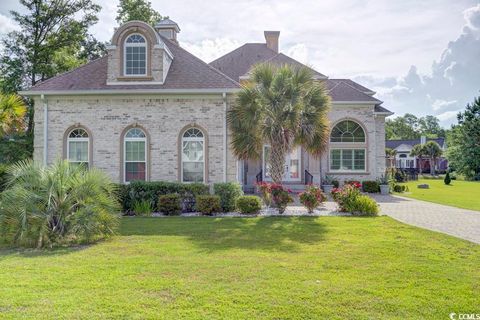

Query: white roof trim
[154,43,173,60]
[19,88,240,96]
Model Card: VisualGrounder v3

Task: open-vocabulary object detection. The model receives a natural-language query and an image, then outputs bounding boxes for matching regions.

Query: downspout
[222,92,227,183]
[41,94,48,165]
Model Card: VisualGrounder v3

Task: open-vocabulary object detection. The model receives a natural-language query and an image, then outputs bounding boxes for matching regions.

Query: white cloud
[437,110,462,121]
[286,44,309,64]
[181,38,240,63]
[432,99,458,111]
[0,13,18,34]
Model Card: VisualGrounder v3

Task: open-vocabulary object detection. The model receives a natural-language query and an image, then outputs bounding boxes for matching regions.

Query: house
[386,137,448,173]
[20,19,393,189]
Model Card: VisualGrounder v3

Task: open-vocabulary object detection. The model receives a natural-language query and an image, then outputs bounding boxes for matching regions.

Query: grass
[0,217,479,319]
[396,178,480,211]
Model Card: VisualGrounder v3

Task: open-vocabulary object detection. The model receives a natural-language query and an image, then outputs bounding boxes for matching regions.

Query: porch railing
[304,170,313,185]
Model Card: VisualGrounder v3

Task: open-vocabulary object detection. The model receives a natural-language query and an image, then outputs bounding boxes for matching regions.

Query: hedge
[362,180,380,193]
[236,196,262,214]
[196,195,221,215]
[213,182,243,212]
[118,181,209,213]
[158,194,182,215]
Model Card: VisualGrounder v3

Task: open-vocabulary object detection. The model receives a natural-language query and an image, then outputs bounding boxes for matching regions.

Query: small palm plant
[0,93,26,138]
[228,63,331,184]
[0,160,120,248]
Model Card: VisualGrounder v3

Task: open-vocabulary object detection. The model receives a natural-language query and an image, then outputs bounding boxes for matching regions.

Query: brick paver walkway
[372,194,480,244]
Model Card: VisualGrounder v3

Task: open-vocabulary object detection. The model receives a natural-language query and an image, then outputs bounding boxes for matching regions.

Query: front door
[263,146,301,182]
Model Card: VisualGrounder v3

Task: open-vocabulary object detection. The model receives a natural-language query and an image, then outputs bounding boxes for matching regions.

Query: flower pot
[322,184,333,194]
[380,184,390,195]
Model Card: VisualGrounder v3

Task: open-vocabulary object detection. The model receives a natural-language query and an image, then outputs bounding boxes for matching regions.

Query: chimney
[155,18,181,44]
[264,31,280,53]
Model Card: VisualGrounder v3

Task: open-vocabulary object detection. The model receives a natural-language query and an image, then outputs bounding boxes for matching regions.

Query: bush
[350,195,379,216]
[121,181,209,213]
[158,194,182,215]
[332,180,340,188]
[393,184,408,193]
[132,200,153,216]
[331,184,378,216]
[236,196,262,214]
[444,172,451,185]
[196,195,221,215]
[213,182,243,212]
[256,181,272,206]
[299,185,325,213]
[362,180,380,193]
[345,180,361,188]
[0,160,119,248]
[270,184,294,214]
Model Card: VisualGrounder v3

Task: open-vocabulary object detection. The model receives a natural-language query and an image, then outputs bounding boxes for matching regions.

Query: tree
[423,141,442,175]
[0,160,120,248]
[418,115,445,138]
[0,0,102,140]
[116,0,163,26]
[0,94,27,138]
[410,144,426,174]
[227,63,331,184]
[446,96,480,180]
[385,147,397,168]
[386,114,446,140]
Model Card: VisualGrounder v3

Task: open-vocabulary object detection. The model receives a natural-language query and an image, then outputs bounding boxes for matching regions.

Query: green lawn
[0,217,479,319]
[396,178,480,211]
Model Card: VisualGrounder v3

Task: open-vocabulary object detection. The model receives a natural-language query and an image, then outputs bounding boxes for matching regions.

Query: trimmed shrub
[299,185,325,213]
[236,196,262,214]
[362,180,380,193]
[332,180,340,188]
[132,200,153,216]
[213,182,243,212]
[120,181,209,213]
[444,172,451,185]
[350,195,379,216]
[393,184,408,193]
[196,195,221,215]
[158,194,182,215]
[270,184,294,214]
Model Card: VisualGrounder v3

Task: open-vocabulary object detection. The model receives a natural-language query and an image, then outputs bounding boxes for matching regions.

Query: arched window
[124,34,147,76]
[67,128,89,167]
[124,128,147,182]
[329,120,366,172]
[181,128,205,183]
[330,120,365,143]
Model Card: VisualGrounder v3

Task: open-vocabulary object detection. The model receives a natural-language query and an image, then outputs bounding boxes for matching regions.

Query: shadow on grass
[0,242,95,260]
[120,216,329,252]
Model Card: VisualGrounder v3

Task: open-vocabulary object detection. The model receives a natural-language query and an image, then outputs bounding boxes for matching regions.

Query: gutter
[222,92,227,183]
[19,88,240,96]
[41,94,48,165]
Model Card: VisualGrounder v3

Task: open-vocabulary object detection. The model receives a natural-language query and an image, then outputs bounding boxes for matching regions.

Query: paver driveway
[373,194,480,244]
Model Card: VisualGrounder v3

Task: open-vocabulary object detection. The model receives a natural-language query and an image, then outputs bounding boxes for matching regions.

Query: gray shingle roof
[386,137,445,149]
[26,36,239,92]
[323,80,381,103]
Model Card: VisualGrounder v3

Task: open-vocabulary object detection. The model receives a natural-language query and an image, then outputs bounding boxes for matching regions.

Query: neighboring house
[20,19,393,189]
[386,137,448,173]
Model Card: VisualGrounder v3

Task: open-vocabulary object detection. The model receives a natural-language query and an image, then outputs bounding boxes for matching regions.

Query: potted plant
[378,173,390,195]
[322,175,337,194]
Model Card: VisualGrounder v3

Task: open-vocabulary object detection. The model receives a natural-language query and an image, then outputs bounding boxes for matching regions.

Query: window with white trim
[330,120,366,172]
[182,128,205,183]
[67,128,89,168]
[124,128,147,182]
[330,149,365,171]
[124,34,147,76]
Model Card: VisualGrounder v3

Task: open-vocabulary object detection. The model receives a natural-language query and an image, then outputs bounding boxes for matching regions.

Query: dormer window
[124,34,147,76]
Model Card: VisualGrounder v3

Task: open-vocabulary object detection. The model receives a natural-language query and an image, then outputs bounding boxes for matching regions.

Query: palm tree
[0,93,27,138]
[423,141,442,175]
[227,63,331,184]
[385,147,397,168]
[0,160,120,248]
[410,144,426,174]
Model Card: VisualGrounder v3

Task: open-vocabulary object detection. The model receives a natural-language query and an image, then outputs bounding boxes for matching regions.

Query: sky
[0,0,479,127]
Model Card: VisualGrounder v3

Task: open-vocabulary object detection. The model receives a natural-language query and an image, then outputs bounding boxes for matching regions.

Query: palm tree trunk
[430,157,435,175]
[269,144,286,184]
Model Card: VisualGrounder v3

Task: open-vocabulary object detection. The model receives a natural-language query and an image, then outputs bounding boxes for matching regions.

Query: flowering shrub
[331,184,378,216]
[256,181,272,207]
[299,185,325,213]
[345,180,362,189]
[270,184,294,214]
